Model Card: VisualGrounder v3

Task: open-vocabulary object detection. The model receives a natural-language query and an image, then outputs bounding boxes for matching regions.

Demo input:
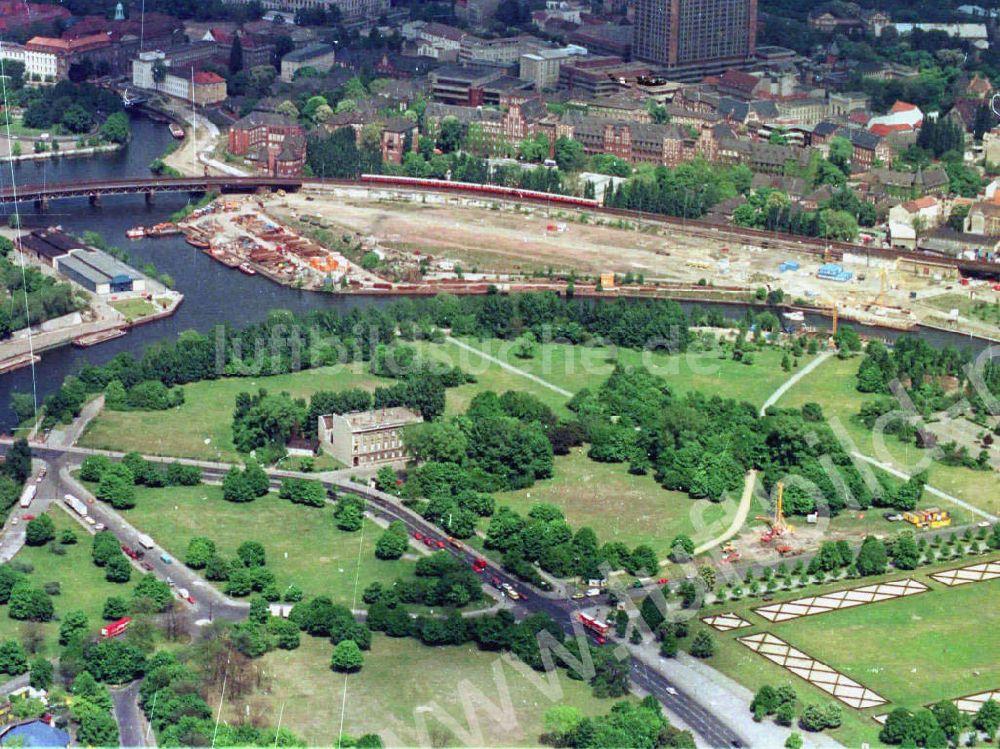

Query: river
[0,112,992,433]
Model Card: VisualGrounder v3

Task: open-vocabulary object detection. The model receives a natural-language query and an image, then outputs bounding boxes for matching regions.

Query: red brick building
[380,118,419,164]
[228,112,307,177]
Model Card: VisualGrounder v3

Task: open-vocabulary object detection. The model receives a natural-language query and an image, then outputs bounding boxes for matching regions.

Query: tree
[7,584,53,622]
[102,596,129,621]
[669,534,695,561]
[59,610,89,645]
[513,331,538,359]
[105,555,132,584]
[689,630,715,658]
[554,136,584,171]
[374,521,408,560]
[974,699,1000,739]
[331,639,364,672]
[222,466,254,503]
[785,733,803,749]
[100,112,130,144]
[80,455,111,482]
[828,136,852,174]
[96,464,136,509]
[24,515,55,547]
[29,657,52,690]
[237,541,266,568]
[185,537,216,569]
[229,35,244,74]
[855,536,887,576]
[152,59,167,84]
[0,640,28,675]
[83,638,147,683]
[3,439,31,483]
[279,477,326,507]
[891,532,920,570]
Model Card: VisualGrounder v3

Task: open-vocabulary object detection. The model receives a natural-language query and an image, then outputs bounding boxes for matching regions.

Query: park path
[686,352,833,560]
[851,451,998,522]
[758,350,835,417]
[691,469,758,558]
[444,336,574,398]
[770,352,1000,523]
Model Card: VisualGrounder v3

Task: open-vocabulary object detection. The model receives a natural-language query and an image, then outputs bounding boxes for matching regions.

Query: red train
[360,174,600,209]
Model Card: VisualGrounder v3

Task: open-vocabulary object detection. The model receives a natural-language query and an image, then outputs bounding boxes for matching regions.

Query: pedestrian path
[445,336,573,398]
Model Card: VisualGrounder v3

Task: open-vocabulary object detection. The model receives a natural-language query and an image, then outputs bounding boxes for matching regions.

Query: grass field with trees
[117,484,415,606]
[775,355,1000,517]
[234,634,617,746]
[0,510,136,656]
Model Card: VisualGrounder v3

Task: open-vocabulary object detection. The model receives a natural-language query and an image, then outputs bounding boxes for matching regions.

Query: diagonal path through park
[444,336,574,398]
[691,351,834,557]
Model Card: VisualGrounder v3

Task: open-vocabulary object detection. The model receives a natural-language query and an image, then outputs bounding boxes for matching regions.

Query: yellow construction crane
[873,266,890,307]
[756,481,793,541]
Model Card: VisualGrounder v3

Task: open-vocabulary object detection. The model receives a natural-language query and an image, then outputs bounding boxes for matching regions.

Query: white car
[665,687,679,696]
[585,588,601,597]
[94,523,106,531]
[10,518,17,526]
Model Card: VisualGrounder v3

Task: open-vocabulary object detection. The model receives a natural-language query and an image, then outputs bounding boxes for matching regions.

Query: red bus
[578,612,610,636]
[100,617,131,639]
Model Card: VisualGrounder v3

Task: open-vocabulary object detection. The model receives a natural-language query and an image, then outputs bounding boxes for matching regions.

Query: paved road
[111,680,152,748]
[13,443,750,749]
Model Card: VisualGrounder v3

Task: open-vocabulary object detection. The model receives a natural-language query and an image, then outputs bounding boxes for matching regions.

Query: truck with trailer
[18,485,36,508]
[63,494,88,517]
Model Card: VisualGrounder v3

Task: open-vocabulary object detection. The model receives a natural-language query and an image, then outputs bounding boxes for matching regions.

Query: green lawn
[775,355,1000,517]
[119,485,415,607]
[494,448,729,558]
[413,339,573,416]
[696,553,1000,749]
[786,576,1000,706]
[450,337,800,409]
[109,298,158,321]
[239,634,617,746]
[0,510,135,655]
[79,362,399,462]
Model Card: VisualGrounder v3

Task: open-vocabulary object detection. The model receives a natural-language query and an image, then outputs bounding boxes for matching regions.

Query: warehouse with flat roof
[54,249,146,294]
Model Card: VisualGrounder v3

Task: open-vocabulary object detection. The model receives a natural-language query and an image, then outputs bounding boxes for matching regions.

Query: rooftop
[283,43,336,62]
[322,407,423,433]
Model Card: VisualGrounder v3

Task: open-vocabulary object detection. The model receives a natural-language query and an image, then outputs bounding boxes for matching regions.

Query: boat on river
[168,123,184,139]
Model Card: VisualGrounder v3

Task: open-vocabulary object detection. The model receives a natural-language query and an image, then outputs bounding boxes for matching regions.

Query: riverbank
[0,291,184,373]
[0,142,123,164]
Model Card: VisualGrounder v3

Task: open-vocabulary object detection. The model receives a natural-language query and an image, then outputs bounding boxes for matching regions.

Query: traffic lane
[630,661,743,748]
[110,680,148,748]
[54,462,246,622]
[35,450,741,748]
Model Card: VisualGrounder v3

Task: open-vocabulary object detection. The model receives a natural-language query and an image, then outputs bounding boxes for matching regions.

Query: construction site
[177,196,384,290]
[179,184,999,341]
